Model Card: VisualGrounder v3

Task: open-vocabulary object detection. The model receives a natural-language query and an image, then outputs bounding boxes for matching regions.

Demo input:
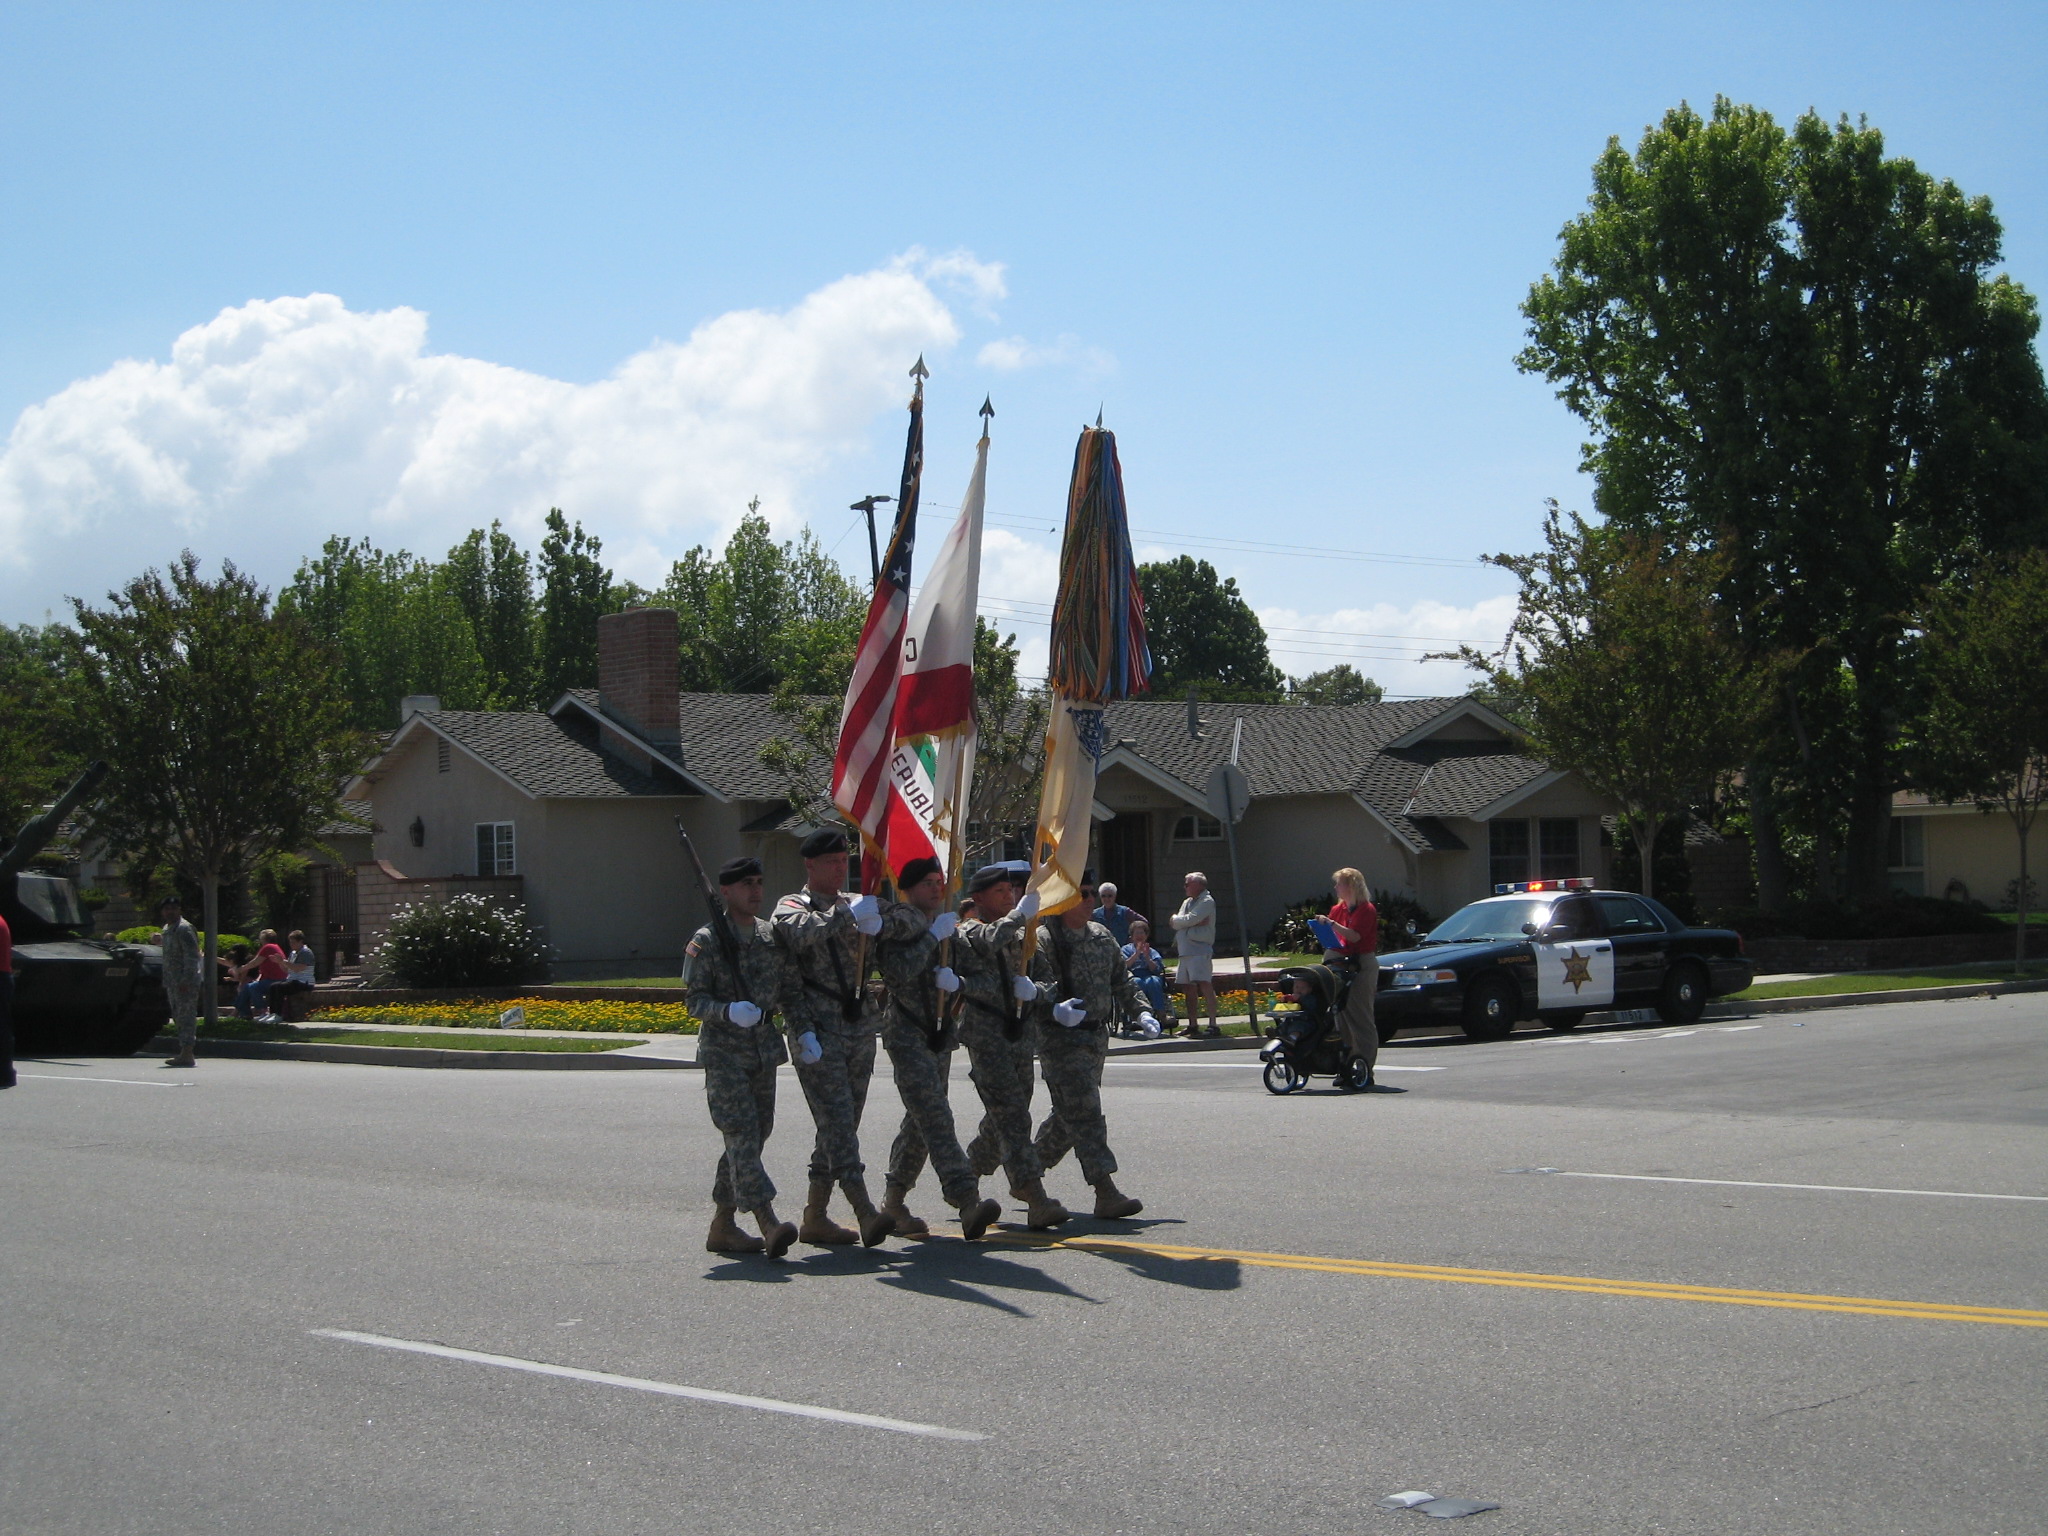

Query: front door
[1597,893,1669,999]
[1097,812,1152,927]
[1535,895,1615,1012]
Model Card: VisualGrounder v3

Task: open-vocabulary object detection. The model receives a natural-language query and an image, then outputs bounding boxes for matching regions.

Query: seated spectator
[1122,919,1172,1018]
[244,930,289,1023]
[226,944,257,1018]
[269,929,318,1022]
[1091,881,1146,946]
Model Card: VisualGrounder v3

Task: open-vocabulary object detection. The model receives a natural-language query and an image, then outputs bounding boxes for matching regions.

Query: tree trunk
[1631,814,1659,902]
[1841,643,1898,906]
[201,873,220,1027]
[1749,769,1787,913]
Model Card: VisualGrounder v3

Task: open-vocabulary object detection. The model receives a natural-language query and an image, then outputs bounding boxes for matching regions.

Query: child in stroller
[1259,965,1375,1094]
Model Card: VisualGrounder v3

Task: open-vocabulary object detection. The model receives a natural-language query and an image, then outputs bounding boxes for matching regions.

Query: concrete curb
[1719,976,2048,1014]
[146,1035,695,1071]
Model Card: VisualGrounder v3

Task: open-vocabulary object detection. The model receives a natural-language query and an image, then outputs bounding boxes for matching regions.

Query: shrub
[1264,890,1435,954]
[1717,895,2002,941]
[115,925,249,950]
[375,893,549,988]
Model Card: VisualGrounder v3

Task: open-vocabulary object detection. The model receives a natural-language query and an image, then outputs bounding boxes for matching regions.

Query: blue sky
[2,2,2042,694]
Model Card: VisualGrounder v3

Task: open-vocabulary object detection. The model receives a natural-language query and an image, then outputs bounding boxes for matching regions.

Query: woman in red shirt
[1321,867,1379,1089]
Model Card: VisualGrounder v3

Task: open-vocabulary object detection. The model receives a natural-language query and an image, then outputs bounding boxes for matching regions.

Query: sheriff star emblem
[1559,947,1594,993]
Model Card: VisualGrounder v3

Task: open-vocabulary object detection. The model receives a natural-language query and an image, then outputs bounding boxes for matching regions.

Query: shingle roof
[426,710,692,799]
[316,799,376,838]
[1099,697,1554,849]
[562,689,818,801]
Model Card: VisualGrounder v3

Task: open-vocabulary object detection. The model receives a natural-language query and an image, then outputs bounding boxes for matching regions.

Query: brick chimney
[597,607,681,755]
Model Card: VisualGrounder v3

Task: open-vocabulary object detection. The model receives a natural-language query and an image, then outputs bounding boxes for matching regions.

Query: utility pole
[850,494,893,585]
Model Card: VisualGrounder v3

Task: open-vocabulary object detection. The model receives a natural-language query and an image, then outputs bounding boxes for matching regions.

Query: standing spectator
[158,897,203,1068]
[1,904,14,1088]
[1121,919,1173,1022]
[269,929,318,1023]
[1090,881,1146,946]
[1319,866,1380,1087]
[1169,871,1220,1038]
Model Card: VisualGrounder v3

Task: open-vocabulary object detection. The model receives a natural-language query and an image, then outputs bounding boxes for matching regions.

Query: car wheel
[1263,1058,1305,1095]
[1461,978,1518,1041]
[1539,1010,1586,1032]
[1657,962,1708,1024]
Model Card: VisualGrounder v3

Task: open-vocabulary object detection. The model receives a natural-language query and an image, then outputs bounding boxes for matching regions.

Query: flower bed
[309,997,700,1034]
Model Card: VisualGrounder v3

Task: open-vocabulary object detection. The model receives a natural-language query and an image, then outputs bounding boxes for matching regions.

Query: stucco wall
[367,732,546,910]
[1909,809,2032,908]
[540,796,714,975]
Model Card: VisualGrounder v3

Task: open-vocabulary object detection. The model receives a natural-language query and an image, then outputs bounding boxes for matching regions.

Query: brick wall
[356,860,527,969]
[598,608,680,752]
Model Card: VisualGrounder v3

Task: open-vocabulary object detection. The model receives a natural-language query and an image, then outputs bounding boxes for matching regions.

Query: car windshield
[1421,897,1554,945]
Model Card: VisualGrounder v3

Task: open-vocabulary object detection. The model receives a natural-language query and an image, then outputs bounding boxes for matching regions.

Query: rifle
[675,818,750,1006]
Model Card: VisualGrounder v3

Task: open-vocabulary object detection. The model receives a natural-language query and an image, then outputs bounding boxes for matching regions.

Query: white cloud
[0,259,973,617]
[976,333,1115,374]
[1256,595,1520,700]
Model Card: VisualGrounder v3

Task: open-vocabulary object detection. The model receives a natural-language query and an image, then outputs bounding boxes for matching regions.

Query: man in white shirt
[1168,872,1220,1038]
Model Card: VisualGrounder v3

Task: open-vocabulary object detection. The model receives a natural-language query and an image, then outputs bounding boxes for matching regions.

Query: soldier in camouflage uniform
[1027,902,1159,1219]
[951,864,1069,1229]
[683,856,799,1259]
[157,897,204,1069]
[872,856,1003,1240]
[770,827,894,1247]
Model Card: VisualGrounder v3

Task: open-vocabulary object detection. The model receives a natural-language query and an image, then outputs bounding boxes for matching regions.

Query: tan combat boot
[705,1204,766,1255]
[1011,1177,1071,1229]
[881,1182,929,1237]
[799,1177,859,1246]
[1091,1176,1144,1220]
[953,1187,1003,1242]
[841,1178,895,1247]
[752,1203,798,1260]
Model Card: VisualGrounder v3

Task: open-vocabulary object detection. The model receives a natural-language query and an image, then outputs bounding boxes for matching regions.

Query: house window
[1171,813,1224,842]
[475,822,516,876]
[1538,817,1580,880]
[437,740,451,773]
[1887,816,1925,897]
[1489,819,1530,888]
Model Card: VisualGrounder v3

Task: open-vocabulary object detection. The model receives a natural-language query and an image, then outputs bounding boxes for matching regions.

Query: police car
[1372,878,1754,1042]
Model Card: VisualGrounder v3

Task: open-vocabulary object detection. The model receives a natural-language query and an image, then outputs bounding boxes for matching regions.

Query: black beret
[799,826,848,858]
[898,856,942,889]
[967,864,1011,894]
[717,856,762,885]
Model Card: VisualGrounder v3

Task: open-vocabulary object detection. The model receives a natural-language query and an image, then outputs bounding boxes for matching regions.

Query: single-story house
[1888,790,2036,908]
[1088,695,1618,944]
[346,606,1623,973]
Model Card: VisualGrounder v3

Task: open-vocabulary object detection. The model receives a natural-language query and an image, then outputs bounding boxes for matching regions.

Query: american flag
[831,371,923,878]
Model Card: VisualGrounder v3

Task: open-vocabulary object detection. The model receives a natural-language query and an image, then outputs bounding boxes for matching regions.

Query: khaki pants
[1336,963,1378,1069]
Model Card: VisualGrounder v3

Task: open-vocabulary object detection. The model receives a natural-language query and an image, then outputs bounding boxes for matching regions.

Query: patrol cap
[717,855,762,885]
[967,864,1011,894]
[799,826,848,858]
[898,855,942,889]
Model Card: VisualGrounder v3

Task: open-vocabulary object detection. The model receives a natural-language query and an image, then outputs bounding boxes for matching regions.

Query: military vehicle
[3,762,169,1055]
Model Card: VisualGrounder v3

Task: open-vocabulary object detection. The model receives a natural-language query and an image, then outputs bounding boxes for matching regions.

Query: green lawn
[193,1019,632,1052]
[1735,963,2048,1001]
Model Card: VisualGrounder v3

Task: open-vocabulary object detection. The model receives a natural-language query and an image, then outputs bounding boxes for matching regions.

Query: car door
[1533,896,1614,1013]
[1598,894,1669,1000]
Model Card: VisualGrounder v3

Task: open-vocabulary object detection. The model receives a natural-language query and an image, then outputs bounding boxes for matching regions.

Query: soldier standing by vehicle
[1029,903,1156,1219]
[158,897,203,1069]
[952,864,1069,1229]
[872,855,1003,1240]
[684,856,800,1260]
[771,827,894,1248]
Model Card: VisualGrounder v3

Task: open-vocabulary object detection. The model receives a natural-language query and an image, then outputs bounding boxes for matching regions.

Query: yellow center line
[985,1233,2048,1328]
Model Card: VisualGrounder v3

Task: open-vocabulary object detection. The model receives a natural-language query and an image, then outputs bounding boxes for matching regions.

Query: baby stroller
[1259,964,1375,1094]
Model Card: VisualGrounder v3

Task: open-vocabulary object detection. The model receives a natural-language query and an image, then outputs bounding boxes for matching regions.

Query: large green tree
[1910,551,2048,970]
[1288,663,1383,706]
[0,623,82,835]
[67,555,360,1022]
[443,521,537,709]
[1452,506,1775,902]
[537,509,612,705]
[1521,99,2048,907]
[1137,556,1284,701]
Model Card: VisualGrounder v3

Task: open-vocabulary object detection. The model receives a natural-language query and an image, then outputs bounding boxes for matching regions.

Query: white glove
[1137,1012,1160,1039]
[727,1000,761,1028]
[1011,974,1040,1003]
[1053,998,1088,1028]
[849,893,883,935]
[933,966,961,993]
[794,1030,823,1065]
[1015,890,1040,919]
[928,909,959,941]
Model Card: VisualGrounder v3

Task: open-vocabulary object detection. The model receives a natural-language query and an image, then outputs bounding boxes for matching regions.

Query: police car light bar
[1493,877,1595,894]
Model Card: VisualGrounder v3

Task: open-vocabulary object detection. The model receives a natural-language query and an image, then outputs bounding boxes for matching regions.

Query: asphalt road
[4,993,2044,1535]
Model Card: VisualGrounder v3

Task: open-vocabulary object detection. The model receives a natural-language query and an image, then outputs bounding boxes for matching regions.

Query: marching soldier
[873,855,1003,1240]
[771,827,894,1247]
[952,864,1070,1229]
[683,856,799,1259]
[1028,901,1157,1219]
